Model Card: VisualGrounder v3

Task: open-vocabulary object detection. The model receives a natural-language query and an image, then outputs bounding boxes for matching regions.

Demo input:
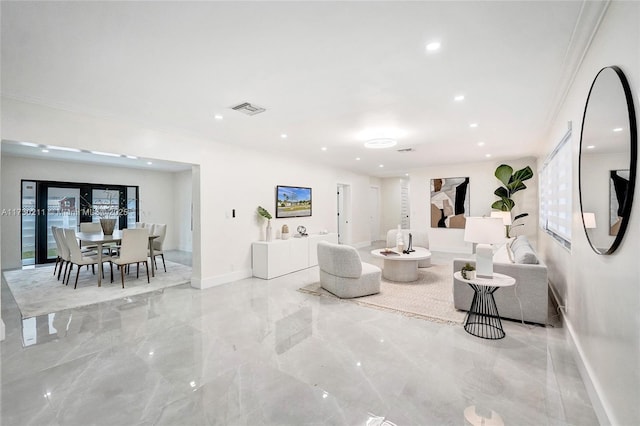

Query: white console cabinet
[252,233,338,279]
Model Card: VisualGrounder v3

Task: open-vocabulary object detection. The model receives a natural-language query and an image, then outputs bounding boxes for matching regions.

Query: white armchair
[317,241,381,298]
[385,228,431,267]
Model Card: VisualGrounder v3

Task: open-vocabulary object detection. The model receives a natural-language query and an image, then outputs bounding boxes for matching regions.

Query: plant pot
[100,218,117,235]
[462,269,475,280]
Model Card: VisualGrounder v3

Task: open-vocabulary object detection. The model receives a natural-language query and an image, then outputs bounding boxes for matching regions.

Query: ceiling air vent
[397,148,414,152]
[230,102,266,116]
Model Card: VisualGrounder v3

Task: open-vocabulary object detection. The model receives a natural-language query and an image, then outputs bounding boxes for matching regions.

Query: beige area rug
[3,260,192,318]
[299,263,466,324]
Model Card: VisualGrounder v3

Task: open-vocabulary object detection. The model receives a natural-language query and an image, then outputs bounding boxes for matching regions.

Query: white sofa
[317,241,381,298]
[385,228,431,267]
[453,235,548,325]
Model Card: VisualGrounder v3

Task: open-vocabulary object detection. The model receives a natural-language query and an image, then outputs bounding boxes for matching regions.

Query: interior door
[337,184,351,244]
[370,186,380,241]
[400,179,410,228]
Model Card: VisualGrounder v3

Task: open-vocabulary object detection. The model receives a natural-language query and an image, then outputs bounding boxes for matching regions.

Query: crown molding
[544,0,611,128]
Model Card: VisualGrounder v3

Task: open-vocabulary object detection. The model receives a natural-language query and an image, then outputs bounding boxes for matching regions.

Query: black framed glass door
[21,180,139,265]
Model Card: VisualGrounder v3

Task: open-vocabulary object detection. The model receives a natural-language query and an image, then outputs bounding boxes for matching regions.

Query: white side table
[453,271,516,339]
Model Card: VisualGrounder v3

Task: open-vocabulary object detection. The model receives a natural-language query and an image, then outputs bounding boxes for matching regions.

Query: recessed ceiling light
[405,173,409,176]
[355,157,361,161]
[470,123,478,128]
[426,41,441,51]
[454,95,465,101]
[477,141,485,147]
[48,145,81,152]
[485,154,492,158]
[214,114,223,120]
[364,138,397,149]
[147,161,153,165]
[90,150,121,157]
[281,134,288,139]
[19,141,40,148]
[613,127,623,132]
[321,147,327,151]
[41,149,49,153]
[125,155,138,159]
[587,145,596,149]
[379,164,384,168]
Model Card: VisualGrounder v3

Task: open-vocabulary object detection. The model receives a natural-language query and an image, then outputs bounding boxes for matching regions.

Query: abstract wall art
[430,177,470,229]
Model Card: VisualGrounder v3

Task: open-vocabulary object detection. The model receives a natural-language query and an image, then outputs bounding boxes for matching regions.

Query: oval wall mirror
[579,66,637,255]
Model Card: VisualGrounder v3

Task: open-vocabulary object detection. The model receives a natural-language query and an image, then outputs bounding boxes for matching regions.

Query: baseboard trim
[191,269,253,289]
[561,312,612,425]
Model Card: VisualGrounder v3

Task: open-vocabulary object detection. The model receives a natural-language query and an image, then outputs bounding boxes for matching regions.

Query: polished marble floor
[1,249,598,425]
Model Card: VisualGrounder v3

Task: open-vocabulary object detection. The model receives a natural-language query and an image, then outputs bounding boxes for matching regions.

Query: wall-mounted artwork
[610,170,629,236]
[430,177,470,229]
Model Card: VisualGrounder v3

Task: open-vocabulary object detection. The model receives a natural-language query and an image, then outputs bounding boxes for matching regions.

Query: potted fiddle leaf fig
[491,164,533,237]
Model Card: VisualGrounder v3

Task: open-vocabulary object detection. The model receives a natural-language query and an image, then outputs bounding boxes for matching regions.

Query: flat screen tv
[276,185,312,218]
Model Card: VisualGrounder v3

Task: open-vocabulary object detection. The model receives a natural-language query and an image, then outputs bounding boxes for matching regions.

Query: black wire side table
[454,272,516,340]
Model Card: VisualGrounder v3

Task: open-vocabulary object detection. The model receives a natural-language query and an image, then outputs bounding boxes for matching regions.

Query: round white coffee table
[370,247,431,282]
[454,271,516,339]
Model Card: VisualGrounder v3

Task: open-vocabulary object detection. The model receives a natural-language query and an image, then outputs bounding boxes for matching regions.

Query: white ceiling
[1,1,589,177]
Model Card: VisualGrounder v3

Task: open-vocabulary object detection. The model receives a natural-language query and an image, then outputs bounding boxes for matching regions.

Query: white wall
[0,97,375,289]
[0,155,181,269]
[172,169,193,252]
[538,2,639,424]
[407,157,538,253]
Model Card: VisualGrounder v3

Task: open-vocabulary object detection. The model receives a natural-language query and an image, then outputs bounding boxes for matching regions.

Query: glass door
[21,179,138,265]
[44,187,80,261]
[21,181,37,266]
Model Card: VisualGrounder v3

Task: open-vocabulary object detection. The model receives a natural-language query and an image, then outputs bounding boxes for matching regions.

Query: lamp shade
[583,212,597,229]
[464,217,505,244]
[490,210,512,225]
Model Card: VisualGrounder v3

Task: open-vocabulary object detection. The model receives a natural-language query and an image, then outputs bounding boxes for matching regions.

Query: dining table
[76,230,160,286]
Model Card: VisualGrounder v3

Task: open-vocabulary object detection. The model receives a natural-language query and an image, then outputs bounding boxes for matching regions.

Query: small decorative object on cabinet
[281,224,290,240]
[297,225,307,237]
[257,206,273,241]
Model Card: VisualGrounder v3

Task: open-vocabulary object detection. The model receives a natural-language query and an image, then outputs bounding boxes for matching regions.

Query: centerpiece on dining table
[82,189,121,235]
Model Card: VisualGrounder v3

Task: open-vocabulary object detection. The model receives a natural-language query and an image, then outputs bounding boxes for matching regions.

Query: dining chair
[150,223,167,272]
[51,226,63,277]
[54,227,72,282]
[109,229,150,288]
[63,228,105,289]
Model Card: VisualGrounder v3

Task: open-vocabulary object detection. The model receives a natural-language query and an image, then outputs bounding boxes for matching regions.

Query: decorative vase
[100,218,117,235]
[281,224,290,240]
[266,220,273,242]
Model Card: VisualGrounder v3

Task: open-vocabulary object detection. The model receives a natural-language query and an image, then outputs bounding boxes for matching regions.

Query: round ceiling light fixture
[364,138,398,149]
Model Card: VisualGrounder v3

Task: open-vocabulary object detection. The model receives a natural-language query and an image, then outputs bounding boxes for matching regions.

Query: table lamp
[464,217,505,278]
[490,211,512,238]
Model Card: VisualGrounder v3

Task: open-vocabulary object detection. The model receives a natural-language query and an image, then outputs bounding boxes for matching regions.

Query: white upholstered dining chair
[109,228,150,288]
[63,228,103,289]
[150,224,167,272]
